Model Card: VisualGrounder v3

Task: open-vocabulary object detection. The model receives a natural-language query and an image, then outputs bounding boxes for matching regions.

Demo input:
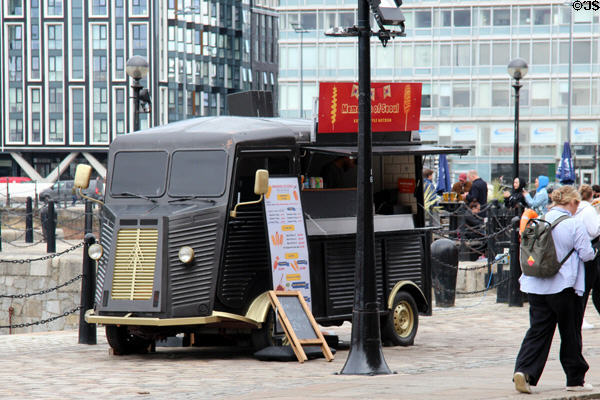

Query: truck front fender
[245,292,271,324]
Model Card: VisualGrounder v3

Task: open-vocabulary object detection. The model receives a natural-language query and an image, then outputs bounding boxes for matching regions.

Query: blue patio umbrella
[436,154,451,195]
[556,141,576,184]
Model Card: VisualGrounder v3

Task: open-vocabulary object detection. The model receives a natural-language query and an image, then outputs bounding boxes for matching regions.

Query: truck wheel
[251,309,286,351]
[382,291,418,347]
[105,325,152,355]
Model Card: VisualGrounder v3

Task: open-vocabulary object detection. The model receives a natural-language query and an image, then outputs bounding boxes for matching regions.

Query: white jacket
[574,200,600,240]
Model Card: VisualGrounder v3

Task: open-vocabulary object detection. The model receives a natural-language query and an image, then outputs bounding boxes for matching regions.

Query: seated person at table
[463,201,485,240]
[320,156,356,189]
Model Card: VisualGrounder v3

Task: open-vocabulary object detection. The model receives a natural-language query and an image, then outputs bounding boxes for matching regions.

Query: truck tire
[105,325,152,355]
[381,291,418,346]
[251,309,285,351]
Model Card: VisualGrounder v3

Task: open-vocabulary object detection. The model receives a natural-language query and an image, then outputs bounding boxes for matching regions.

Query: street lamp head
[507,58,528,80]
[291,23,308,33]
[126,56,149,80]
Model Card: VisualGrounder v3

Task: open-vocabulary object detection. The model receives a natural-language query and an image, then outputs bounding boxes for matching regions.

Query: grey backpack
[520,215,574,278]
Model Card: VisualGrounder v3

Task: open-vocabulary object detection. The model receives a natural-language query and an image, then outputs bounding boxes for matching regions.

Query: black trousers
[514,288,588,387]
[581,258,599,318]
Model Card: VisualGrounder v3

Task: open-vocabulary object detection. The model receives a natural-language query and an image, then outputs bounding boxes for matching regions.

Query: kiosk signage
[317,82,422,136]
[264,177,312,308]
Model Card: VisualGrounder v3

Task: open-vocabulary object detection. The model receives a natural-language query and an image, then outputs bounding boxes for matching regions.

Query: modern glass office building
[0,0,277,180]
[277,0,600,185]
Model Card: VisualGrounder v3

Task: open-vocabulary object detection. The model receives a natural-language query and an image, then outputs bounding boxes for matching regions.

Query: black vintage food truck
[81,85,467,355]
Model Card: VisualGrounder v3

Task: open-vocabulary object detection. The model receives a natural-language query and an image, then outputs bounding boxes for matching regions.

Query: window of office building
[492,42,509,65]
[436,9,451,27]
[454,9,470,27]
[8,0,23,15]
[132,24,148,57]
[93,88,108,113]
[454,43,470,66]
[478,9,491,26]
[574,41,593,64]
[71,0,84,79]
[492,82,509,106]
[339,12,355,27]
[31,88,41,113]
[31,119,41,143]
[301,12,316,29]
[493,9,510,26]
[48,118,63,143]
[47,0,62,16]
[415,10,432,28]
[532,42,550,64]
[92,0,107,16]
[92,25,107,50]
[453,83,471,107]
[319,11,336,30]
[48,25,62,49]
[531,81,550,106]
[533,7,551,25]
[573,80,591,106]
[30,3,41,80]
[71,88,85,143]
[49,87,63,113]
[9,120,23,142]
[132,0,147,15]
[48,56,63,81]
[115,88,126,135]
[519,7,531,25]
[415,45,432,67]
[478,42,490,65]
[9,88,23,113]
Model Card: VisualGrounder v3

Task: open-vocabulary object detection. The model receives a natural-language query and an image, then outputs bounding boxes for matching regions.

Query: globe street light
[507,58,528,181]
[126,56,150,132]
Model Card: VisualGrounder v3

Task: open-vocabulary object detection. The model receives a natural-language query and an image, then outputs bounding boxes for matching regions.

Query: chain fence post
[509,216,523,307]
[79,233,97,345]
[25,196,33,243]
[431,238,459,307]
[47,200,56,253]
[84,200,93,234]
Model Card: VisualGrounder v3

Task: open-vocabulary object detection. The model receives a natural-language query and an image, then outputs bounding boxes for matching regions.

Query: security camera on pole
[126,56,151,132]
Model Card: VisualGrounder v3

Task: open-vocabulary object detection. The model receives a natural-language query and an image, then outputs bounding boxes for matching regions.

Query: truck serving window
[168,150,227,196]
[111,151,168,197]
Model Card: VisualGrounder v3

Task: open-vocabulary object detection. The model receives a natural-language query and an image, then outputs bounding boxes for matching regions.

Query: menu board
[264,177,312,309]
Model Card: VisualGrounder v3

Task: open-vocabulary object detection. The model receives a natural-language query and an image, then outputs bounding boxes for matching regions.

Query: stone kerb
[0,252,82,335]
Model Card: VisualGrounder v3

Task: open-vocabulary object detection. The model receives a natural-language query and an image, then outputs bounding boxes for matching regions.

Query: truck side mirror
[74,164,104,206]
[230,169,270,218]
[74,164,92,189]
[254,169,269,195]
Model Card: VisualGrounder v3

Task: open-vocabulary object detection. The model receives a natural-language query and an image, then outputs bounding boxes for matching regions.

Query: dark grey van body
[89,116,466,349]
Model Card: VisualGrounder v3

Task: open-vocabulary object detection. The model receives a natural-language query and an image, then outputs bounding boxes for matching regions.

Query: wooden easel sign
[267,291,334,363]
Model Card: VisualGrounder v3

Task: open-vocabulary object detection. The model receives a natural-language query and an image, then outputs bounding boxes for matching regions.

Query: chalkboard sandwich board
[267,291,334,363]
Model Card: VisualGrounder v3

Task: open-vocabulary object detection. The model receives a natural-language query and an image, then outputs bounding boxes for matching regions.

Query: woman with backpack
[574,184,600,330]
[513,185,596,394]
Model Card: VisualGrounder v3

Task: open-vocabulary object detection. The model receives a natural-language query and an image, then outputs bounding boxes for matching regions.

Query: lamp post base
[340,309,392,375]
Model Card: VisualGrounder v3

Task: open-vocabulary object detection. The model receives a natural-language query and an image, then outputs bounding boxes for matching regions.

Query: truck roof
[111,117,312,151]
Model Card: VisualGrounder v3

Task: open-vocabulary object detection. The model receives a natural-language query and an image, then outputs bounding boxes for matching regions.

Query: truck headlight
[88,244,103,260]
[178,246,194,264]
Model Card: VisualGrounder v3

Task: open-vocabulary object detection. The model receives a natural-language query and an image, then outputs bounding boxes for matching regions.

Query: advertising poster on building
[530,123,557,144]
[572,123,598,143]
[264,177,312,309]
[451,124,477,142]
[490,124,514,144]
[419,124,438,142]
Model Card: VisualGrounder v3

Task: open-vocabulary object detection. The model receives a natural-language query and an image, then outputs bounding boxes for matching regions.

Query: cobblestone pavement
[3,294,600,399]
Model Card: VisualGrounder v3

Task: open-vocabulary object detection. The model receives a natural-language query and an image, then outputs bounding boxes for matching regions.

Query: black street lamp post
[507,58,528,180]
[126,56,150,132]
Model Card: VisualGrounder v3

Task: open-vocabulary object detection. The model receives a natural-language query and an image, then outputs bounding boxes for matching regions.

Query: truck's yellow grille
[111,228,158,300]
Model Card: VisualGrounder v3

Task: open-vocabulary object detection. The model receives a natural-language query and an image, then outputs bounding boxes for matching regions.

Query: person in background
[423,168,435,195]
[513,185,596,394]
[592,185,600,206]
[503,177,528,211]
[321,156,356,189]
[451,173,468,196]
[463,201,484,239]
[464,170,487,207]
[524,175,549,215]
[574,185,600,330]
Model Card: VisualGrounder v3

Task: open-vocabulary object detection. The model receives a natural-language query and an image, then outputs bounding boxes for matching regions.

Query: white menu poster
[264,177,312,309]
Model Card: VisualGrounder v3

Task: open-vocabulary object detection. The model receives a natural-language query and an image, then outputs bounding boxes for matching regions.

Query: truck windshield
[111,151,168,197]
[168,150,227,197]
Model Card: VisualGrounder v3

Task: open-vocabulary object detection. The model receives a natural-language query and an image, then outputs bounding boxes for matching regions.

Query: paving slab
[3,295,600,399]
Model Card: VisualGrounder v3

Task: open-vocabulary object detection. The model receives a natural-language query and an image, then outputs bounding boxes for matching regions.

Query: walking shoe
[566,383,594,391]
[513,372,531,394]
[583,319,595,330]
